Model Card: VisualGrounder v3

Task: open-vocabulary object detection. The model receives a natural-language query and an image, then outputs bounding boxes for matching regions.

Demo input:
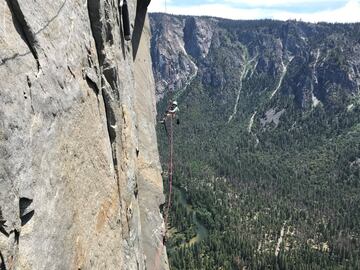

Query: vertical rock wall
[0,0,168,269]
[150,14,214,101]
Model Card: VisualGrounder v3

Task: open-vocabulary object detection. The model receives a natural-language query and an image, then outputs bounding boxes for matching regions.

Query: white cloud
[148,0,173,13]
[273,0,360,22]
[149,3,266,20]
[222,0,346,7]
[148,0,360,23]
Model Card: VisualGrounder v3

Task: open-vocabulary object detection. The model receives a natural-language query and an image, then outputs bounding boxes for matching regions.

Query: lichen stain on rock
[96,191,118,233]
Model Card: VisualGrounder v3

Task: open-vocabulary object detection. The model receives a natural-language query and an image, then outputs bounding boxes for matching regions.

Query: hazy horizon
[148,0,360,23]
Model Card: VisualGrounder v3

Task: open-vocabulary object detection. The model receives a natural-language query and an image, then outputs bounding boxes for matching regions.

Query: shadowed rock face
[0,1,168,269]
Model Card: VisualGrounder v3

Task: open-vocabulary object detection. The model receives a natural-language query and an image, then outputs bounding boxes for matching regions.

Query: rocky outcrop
[150,14,360,112]
[150,14,215,100]
[0,1,168,269]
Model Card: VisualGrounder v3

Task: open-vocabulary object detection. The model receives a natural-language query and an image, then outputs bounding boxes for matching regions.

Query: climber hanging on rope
[158,99,179,245]
[153,98,180,269]
[160,100,180,126]
[168,100,179,114]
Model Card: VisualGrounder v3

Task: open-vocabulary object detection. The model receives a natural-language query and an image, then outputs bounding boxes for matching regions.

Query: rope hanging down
[164,111,174,233]
[152,100,179,270]
[163,100,179,230]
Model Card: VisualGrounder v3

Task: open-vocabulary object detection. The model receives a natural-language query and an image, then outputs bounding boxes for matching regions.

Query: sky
[148,0,360,23]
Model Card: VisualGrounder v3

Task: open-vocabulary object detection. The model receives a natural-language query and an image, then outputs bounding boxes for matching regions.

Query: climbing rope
[164,113,174,230]
[153,104,176,270]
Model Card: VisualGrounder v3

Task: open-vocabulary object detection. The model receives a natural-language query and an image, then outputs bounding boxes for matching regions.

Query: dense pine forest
[152,15,360,269]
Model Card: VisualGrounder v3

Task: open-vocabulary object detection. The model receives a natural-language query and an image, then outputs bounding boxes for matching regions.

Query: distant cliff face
[150,13,360,110]
[0,1,168,270]
[150,14,215,100]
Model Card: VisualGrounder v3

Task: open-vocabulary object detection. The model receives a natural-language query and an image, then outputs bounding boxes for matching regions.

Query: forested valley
[151,15,360,269]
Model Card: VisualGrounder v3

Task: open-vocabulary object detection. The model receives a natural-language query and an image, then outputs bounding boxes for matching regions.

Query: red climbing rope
[153,105,176,270]
[164,113,174,228]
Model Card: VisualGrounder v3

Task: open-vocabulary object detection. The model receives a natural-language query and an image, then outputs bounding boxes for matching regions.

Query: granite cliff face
[150,14,215,101]
[0,1,168,269]
[150,14,360,111]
